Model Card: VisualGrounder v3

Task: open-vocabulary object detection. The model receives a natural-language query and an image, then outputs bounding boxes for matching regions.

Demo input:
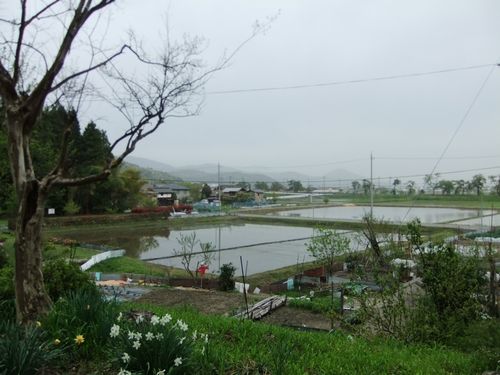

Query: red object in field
[198,264,209,276]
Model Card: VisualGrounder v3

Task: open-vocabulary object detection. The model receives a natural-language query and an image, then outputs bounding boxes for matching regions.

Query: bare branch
[25,0,115,129]
[12,0,28,84]
[50,44,128,93]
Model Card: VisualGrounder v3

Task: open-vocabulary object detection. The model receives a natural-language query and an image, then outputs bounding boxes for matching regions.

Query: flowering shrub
[111,312,208,375]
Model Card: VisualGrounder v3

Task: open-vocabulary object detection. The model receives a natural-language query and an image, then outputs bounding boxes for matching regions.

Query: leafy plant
[42,258,95,301]
[289,295,340,314]
[43,288,120,360]
[63,200,80,215]
[218,263,236,291]
[306,227,350,275]
[0,321,62,375]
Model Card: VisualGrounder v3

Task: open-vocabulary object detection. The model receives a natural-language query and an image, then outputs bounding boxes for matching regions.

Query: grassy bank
[124,303,494,374]
[87,256,188,278]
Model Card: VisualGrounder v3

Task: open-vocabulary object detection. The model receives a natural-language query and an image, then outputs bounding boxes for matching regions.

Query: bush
[63,200,80,215]
[0,321,62,375]
[0,243,8,268]
[0,265,14,301]
[43,258,95,301]
[289,295,340,314]
[218,263,236,291]
[43,288,120,360]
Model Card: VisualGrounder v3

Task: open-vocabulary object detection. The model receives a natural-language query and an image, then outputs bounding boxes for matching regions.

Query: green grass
[243,261,316,288]
[288,294,340,314]
[87,256,188,278]
[121,302,494,374]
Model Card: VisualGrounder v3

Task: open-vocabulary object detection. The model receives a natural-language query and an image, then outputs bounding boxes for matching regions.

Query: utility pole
[370,153,374,218]
[218,162,222,215]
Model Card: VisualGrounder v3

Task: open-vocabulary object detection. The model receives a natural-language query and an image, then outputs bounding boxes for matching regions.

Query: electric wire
[206,63,495,95]
[401,63,497,222]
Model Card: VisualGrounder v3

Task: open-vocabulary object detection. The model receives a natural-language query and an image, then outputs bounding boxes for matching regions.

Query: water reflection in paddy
[63,224,355,275]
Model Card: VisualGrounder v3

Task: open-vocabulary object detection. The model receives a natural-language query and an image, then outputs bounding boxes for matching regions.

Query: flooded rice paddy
[275,205,494,224]
[58,206,498,275]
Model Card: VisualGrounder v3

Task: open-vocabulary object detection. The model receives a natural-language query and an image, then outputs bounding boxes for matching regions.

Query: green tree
[287,179,304,192]
[415,244,486,342]
[270,181,285,191]
[469,174,486,196]
[200,184,212,199]
[306,227,350,275]
[351,180,361,194]
[454,179,466,195]
[406,180,416,195]
[424,173,440,194]
[254,181,269,191]
[437,180,454,195]
[392,178,401,195]
[362,179,372,195]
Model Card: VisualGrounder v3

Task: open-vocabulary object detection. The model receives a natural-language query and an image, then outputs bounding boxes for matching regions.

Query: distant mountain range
[125,156,363,187]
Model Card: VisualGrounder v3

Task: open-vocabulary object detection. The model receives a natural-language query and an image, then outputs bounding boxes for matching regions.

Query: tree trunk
[6,110,52,323]
[14,179,52,324]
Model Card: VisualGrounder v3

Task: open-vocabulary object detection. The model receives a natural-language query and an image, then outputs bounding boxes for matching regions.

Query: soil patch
[136,287,264,315]
[260,306,332,331]
[136,288,334,330]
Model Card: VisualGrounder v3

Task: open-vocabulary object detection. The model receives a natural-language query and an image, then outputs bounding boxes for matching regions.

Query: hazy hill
[125,156,363,187]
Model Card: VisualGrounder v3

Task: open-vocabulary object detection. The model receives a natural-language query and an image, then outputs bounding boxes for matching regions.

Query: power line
[401,63,497,222]
[207,63,495,95]
[376,155,500,161]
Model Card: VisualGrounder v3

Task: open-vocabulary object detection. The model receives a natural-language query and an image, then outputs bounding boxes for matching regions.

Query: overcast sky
[3,1,500,183]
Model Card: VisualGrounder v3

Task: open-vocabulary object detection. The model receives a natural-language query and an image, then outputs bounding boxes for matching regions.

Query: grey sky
[3,1,500,183]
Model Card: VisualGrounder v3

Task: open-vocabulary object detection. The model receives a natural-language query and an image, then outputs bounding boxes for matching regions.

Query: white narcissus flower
[174,357,182,367]
[150,315,160,325]
[179,337,186,345]
[145,332,154,341]
[156,370,166,375]
[121,352,130,363]
[160,314,172,325]
[192,330,197,340]
[127,331,135,341]
[203,334,209,343]
[176,319,188,332]
[132,340,141,350]
[134,332,142,340]
[110,324,120,338]
[135,314,144,324]
[156,332,164,340]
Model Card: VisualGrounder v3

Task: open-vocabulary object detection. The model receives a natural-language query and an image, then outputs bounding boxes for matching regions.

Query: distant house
[153,184,190,206]
[222,187,246,196]
[221,187,265,202]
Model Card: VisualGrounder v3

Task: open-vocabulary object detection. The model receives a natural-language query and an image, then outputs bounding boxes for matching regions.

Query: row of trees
[350,174,500,196]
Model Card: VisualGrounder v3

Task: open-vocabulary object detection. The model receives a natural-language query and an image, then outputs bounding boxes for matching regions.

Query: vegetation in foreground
[0,287,495,375]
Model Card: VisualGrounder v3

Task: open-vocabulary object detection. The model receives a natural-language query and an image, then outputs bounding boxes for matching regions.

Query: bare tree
[0,1,268,323]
